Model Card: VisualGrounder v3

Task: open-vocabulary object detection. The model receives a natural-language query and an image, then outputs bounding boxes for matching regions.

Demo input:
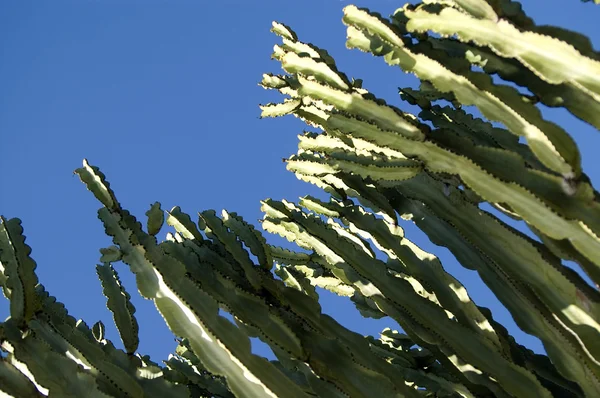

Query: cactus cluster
[1,0,599,397]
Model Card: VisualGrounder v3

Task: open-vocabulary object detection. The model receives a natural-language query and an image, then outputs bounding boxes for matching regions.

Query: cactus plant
[1,1,599,397]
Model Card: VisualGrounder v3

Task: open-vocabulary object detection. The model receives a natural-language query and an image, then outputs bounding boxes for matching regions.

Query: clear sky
[1,0,599,364]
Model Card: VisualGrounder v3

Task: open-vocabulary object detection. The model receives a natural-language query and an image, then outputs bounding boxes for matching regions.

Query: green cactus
[1,1,599,397]
[96,263,139,354]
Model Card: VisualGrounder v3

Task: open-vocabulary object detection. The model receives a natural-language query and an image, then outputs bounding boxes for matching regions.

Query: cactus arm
[368,330,480,397]
[530,226,600,287]
[145,202,164,237]
[293,76,426,141]
[261,223,503,396]
[260,99,302,118]
[342,6,581,178]
[164,354,234,398]
[274,264,319,300]
[266,259,430,395]
[76,161,310,398]
[261,42,600,268]
[261,10,600,395]
[400,81,461,108]
[1,320,111,397]
[283,187,591,396]
[269,245,311,264]
[26,317,144,397]
[399,82,548,171]
[383,180,600,395]
[0,355,45,397]
[269,246,321,299]
[305,111,600,269]
[403,6,600,101]
[182,240,249,289]
[100,246,123,263]
[96,263,140,354]
[429,0,498,20]
[166,206,205,242]
[370,332,476,397]
[298,131,409,164]
[296,171,398,225]
[301,195,504,351]
[101,207,308,398]
[422,37,600,129]
[0,217,40,325]
[286,150,422,186]
[426,127,600,239]
[477,307,584,396]
[263,24,600,393]
[199,210,264,290]
[108,208,308,397]
[281,52,350,91]
[35,286,130,373]
[233,322,347,397]
[351,292,386,319]
[399,173,600,348]
[172,230,420,397]
[265,67,600,275]
[161,239,306,361]
[75,159,120,210]
[133,363,192,398]
[297,329,416,397]
[261,199,553,397]
[420,104,548,171]
[272,359,349,398]
[30,285,159,396]
[30,289,162,397]
[273,242,404,321]
[301,274,355,297]
[221,210,273,270]
[404,368,476,398]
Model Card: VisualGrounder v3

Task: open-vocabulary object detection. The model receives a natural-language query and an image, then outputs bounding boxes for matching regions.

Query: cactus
[1,1,599,397]
[259,1,599,395]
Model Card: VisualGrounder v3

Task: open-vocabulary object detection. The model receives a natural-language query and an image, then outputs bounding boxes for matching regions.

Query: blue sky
[1,0,599,364]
